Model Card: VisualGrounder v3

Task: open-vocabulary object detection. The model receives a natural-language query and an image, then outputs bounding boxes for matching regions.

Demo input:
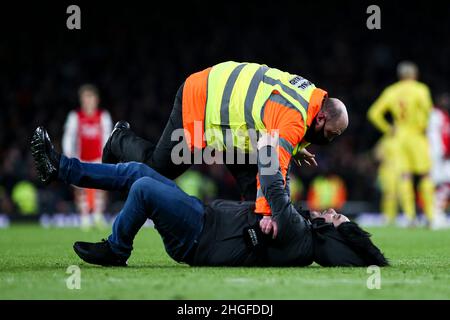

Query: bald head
[397,61,418,80]
[323,97,349,135]
[304,97,349,145]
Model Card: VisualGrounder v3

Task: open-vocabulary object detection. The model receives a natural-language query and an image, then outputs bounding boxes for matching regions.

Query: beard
[304,118,330,145]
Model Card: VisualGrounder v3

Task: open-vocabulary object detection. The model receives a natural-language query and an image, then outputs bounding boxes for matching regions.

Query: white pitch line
[225,277,424,286]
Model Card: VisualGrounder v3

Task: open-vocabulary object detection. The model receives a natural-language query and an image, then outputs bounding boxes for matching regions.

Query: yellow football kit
[375,135,402,223]
[368,79,435,223]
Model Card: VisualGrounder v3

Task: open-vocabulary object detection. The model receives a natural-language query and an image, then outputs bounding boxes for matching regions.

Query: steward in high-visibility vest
[103,61,349,216]
[184,61,339,214]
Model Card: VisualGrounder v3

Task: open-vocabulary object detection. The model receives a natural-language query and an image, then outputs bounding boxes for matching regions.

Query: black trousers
[109,84,258,201]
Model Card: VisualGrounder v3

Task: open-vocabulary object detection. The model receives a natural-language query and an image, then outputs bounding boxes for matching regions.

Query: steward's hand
[293,148,318,167]
[259,216,278,239]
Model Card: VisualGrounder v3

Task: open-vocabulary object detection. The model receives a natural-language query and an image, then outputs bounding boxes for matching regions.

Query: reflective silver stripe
[244,65,269,129]
[279,137,294,154]
[263,76,309,111]
[259,94,301,125]
[221,63,247,148]
[268,93,297,111]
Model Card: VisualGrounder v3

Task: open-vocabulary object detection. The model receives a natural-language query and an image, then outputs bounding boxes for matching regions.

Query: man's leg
[70,162,204,266]
[106,84,191,179]
[109,129,156,164]
[418,174,435,223]
[397,136,417,225]
[144,83,193,178]
[59,155,178,192]
[108,176,204,262]
[74,187,93,230]
[380,167,399,224]
[399,173,416,224]
[226,162,258,201]
[410,134,435,225]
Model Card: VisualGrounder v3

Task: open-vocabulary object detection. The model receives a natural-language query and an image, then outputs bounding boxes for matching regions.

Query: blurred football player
[374,134,402,224]
[428,93,450,228]
[62,84,112,230]
[368,61,435,227]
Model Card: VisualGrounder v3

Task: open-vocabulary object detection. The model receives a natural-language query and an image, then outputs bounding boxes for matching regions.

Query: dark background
[1,1,449,215]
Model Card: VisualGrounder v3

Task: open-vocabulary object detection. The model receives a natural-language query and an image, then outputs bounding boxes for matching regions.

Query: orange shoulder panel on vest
[182,67,211,150]
[307,88,328,126]
[262,93,306,147]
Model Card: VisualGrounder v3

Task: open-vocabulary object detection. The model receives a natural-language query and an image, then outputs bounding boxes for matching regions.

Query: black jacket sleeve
[257,145,298,243]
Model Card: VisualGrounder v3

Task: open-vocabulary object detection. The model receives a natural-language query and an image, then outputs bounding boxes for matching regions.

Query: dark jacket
[191,200,314,266]
[191,145,314,266]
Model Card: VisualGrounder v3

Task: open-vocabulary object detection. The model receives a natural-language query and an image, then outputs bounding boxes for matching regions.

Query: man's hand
[259,216,278,239]
[293,148,318,167]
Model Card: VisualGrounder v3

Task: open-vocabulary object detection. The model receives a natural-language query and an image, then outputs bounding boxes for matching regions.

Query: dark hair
[78,84,99,98]
[337,222,389,267]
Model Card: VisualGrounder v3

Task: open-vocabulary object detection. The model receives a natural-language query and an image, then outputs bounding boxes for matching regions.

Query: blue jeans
[59,156,205,262]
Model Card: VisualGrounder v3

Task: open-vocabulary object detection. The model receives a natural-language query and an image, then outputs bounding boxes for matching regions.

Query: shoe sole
[73,243,127,267]
[30,127,57,184]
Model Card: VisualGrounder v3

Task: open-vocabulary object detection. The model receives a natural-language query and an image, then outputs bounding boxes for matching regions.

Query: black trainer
[30,126,61,184]
[102,121,131,164]
[73,239,128,267]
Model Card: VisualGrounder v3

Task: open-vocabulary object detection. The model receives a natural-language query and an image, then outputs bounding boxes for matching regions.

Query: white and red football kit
[428,107,450,215]
[63,109,112,161]
[63,109,112,222]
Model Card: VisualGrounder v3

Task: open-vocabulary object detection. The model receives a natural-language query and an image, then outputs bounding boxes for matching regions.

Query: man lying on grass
[31,127,388,267]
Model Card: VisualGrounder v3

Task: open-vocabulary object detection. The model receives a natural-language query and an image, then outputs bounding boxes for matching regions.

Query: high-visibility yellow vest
[204,61,318,151]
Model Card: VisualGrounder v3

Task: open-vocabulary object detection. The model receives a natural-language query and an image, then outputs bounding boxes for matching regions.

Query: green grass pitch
[0,224,449,299]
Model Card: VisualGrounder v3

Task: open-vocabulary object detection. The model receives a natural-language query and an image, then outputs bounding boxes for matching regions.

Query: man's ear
[315,111,326,127]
